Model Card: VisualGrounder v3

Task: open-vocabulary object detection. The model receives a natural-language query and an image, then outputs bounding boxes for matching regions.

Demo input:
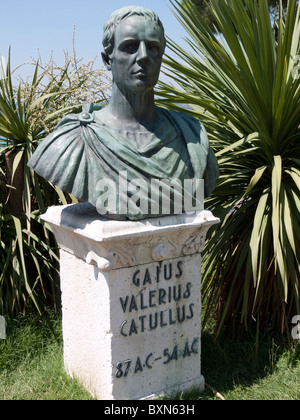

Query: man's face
[104,16,165,93]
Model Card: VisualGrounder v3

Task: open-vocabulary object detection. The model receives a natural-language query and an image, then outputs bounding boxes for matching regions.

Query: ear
[101,51,111,71]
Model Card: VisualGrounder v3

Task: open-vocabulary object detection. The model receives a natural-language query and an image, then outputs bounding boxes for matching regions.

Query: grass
[0,312,299,400]
[0,313,92,400]
[178,330,300,400]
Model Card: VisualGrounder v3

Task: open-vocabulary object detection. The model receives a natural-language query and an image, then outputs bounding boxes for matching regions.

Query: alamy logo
[0,316,6,340]
[292,55,300,80]
[0,56,6,80]
[291,315,300,341]
[95,171,204,217]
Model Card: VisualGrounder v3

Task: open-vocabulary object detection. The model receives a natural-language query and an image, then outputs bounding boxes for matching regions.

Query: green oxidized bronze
[28,6,219,220]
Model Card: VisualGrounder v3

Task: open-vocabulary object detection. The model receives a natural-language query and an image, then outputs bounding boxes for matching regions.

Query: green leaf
[271,155,282,257]
[26,90,74,116]
[250,189,270,283]
[11,215,41,314]
[162,0,300,336]
[244,166,267,197]
[11,148,24,185]
[283,190,297,258]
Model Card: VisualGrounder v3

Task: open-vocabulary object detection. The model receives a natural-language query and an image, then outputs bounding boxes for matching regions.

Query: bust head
[27,6,219,220]
[101,6,166,95]
[102,6,166,56]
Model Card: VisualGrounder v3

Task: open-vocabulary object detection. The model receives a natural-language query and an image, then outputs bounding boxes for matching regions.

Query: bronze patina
[28,6,219,220]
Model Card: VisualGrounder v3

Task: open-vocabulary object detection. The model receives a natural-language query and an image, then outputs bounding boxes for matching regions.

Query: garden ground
[0,312,299,400]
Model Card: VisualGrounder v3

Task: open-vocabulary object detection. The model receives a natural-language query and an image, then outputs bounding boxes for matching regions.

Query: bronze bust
[28,6,219,220]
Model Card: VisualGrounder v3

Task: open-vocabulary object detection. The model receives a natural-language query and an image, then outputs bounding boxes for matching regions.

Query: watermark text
[291,315,300,341]
[0,56,6,80]
[0,316,6,340]
[95,171,204,217]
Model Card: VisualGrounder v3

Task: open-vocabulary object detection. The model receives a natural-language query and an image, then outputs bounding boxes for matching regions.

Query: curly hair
[102,6,166,55]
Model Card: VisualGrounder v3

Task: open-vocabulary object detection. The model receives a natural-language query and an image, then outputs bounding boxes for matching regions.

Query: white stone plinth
[42,203,219,400]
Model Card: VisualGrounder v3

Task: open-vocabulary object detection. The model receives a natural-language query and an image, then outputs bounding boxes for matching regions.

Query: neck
[106,83,157,129]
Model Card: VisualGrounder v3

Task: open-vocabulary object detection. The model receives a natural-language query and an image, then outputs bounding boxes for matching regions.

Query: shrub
[158,0,300,335]
[0,47,110,315]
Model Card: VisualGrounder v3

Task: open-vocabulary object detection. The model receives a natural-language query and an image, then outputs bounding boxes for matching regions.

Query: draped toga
[28,103,219,220]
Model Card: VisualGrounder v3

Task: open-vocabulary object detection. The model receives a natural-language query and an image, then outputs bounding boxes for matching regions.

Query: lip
[133,69,148,76]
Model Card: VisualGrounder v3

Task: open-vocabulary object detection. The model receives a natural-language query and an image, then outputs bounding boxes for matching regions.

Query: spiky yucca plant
[158,0,300,335]
[0,49,110,315]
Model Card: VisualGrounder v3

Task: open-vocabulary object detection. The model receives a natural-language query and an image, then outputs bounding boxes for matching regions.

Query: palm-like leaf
[157,0,300,335]
[0,49,110,315]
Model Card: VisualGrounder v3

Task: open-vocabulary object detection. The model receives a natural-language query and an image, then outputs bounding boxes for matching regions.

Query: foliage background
[0,45,110,315]
[185,0,289,31]
[0,0,299,342]
[158,0,300,337]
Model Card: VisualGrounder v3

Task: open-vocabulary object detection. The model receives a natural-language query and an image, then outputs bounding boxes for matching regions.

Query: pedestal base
[42,203,219,400]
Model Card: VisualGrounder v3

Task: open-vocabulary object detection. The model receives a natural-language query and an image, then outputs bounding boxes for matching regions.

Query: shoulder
[157,106,209,148]
[157,106,206,131]
[54,103,104,130]
[28,105,94,172]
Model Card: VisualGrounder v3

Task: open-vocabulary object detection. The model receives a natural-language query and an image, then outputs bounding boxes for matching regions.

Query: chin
[134,77,158,90]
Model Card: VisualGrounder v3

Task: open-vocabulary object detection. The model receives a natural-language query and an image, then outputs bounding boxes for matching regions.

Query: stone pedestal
[42,203,219,400]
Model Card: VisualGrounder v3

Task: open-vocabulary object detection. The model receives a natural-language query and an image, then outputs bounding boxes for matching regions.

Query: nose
[137,42,149,63]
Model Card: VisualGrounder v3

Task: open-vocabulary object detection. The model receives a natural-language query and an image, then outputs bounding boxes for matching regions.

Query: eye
[121,42,139,54]
[148,43,162,56]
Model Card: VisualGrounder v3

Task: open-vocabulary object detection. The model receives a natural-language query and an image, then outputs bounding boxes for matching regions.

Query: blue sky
[0,0,188,79]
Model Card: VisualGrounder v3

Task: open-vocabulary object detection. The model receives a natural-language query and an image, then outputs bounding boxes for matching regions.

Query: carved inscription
[118,261,196,337]
[114,337,199,379]
[113,259,201,380]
